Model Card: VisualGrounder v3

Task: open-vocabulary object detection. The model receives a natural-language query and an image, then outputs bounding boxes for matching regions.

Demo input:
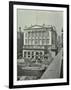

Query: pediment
[31,25,43,28]
[24,25,44,30]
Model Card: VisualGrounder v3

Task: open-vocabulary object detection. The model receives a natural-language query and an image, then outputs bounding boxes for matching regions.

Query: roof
[24,24,55,30]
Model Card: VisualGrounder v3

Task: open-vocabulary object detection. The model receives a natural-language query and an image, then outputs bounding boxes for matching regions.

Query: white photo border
[13,4,67,86]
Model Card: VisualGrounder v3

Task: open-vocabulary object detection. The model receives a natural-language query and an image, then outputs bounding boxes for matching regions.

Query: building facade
[23,25,57,61]
[17,27,23,59]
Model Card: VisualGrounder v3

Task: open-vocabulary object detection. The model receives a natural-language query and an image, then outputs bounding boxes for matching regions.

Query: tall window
[28,52,30,58]
[32,52,34,59]
[32,52,34,55]
[47,31,49,36]
[32,32,35,39]
[35,32,38,39]
[36,52,39,55]
[31,39,34,45]
[28,32,31,39]
[35,39,38,45]
[24,52,26,58]
[46,31,49,38]
[42,39,45,45]
[39,39,42,45]
[32,56,34,59]
[28,52,30,55]
[25,39,28,45]
[46,39,49,44]
[25,33,27,38]
[40,52,42,55]
[28,39,31,45]
[39,31,42,39]
[42,31,45,39]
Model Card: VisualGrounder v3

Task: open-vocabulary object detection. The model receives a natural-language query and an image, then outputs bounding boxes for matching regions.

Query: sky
[17,9,63,35]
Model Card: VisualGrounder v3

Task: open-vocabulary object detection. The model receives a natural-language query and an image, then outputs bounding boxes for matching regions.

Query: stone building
[23,25,57,61]
[17,27,23,59]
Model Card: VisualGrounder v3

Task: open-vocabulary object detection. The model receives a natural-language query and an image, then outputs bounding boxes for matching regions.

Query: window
[28,39,31,45]
[46,31,49,36]
[28,52,30,55]
[28,55,30,57]
[27,52,30,58]
[44,50,49,54]
[25,33,27,38]
[24,52,26,57]
[40,52,42,55]
[25,39,27,45]
[32,32,35,39]
[32,56,34,58]
[42,39,45,45]
[38,39,40,45]
[39,32,41,39]
[46,39,49,44]
[45,31,49,39]
[31,39,34,45]
[39,39,41,45]
[36,52,39,55]
[35,32,38,39]
[44,56,48,59]
[35,39,38,45]
[36,56,38,59]
[42,31,45,39]
[28,32,31,39]
[32,52,34,55]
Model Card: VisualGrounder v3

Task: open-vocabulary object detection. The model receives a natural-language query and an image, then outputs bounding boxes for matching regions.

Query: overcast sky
[17,9,63,35]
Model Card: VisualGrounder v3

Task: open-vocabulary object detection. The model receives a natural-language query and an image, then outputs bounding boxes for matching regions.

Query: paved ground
[41,49,63,79]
